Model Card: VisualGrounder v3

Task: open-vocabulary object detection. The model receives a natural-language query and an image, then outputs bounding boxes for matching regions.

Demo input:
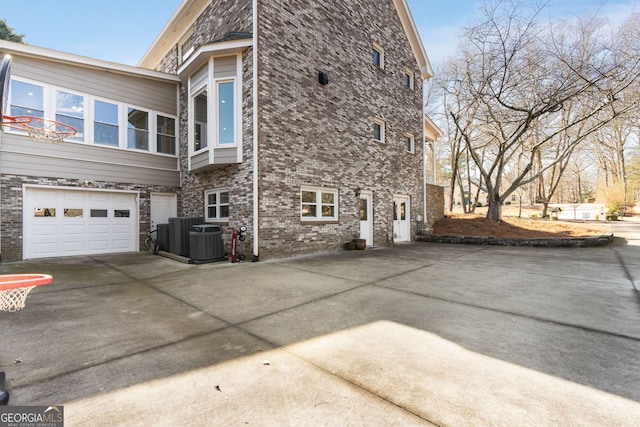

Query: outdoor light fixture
[355,188,361,197]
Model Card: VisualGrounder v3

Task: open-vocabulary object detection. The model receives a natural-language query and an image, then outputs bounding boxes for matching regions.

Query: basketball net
[2,115,77,144]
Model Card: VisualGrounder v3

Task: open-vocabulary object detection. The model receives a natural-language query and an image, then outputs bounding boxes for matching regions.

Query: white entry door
[393,195,410,242]
[150,193,177,231]
[359,192,373,246]
[24,187,138,259]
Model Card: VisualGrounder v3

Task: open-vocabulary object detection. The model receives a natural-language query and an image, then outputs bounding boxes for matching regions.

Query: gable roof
[139,0,434,79]
[392,0,434,79]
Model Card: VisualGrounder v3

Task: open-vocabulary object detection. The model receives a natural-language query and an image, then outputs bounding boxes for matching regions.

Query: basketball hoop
[2,115,77,143]
[0,274,52,312]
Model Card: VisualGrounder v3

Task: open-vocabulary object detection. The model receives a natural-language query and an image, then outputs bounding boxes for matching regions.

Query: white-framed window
[94,99,120,147]
[217,80,235,145]
[126,107,150,151]
[179,31,195,64]
[404,68,414,90]
[55,89,85,142]
[157,115,176,155]
[205,189,229,222]
[9,79,44,118]
[192,88,208,152]
[301,187,338,221]
[405,133,415,153]
[7,76,177,155]
[372,43,385,69]
[373,118,385,143]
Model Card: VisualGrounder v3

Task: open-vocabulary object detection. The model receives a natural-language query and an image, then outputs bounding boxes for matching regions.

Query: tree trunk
[486,197,502,221]
[541,201,549,218]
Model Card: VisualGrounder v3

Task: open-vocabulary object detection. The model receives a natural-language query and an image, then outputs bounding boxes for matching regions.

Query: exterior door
[393,195,410,242]
[150,193,177,231]
[359,192,373,246]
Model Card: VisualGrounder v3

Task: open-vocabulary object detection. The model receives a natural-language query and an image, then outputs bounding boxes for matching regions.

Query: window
[193,90,208,151]
[301,187,338,221]
[373,119,385,143]
[56,90,85,142]
[90,209,108,218]
[34,208,55,217]
[405,69,414,90]
[8,77,175,155]
[406,133,415,153]
[217,81,235,145]
[64,208,83,217]
[372,43,385,69]
[94,100,119,147]
[157,115,176,155]
[10,79,44,118]
[114,209,130,218]
[179,32,195,63]
[127,108,149,151]
[205,189,229,221]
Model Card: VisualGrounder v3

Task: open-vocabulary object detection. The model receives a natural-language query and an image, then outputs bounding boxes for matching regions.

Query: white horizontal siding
[0,136,179,187]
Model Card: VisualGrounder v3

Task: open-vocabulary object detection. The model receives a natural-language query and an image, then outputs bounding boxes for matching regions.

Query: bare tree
[442,1,640,221]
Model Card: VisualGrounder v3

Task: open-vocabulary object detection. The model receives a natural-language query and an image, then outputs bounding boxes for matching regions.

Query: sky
[1,0,639,68]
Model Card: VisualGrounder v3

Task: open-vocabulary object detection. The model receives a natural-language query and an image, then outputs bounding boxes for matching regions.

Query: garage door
[23,187,138,259]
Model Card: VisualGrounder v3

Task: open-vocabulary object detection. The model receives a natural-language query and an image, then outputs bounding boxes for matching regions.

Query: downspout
[252,0,259,261]
[422,125,427,227]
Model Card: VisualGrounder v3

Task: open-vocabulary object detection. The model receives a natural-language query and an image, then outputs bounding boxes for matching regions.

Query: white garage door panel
[24,188,138,259]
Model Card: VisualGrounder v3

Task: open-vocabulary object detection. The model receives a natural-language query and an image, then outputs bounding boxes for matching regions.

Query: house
[0,0,438,261]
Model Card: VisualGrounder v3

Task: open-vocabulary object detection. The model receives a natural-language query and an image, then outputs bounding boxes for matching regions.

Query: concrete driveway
[1,222,639,425]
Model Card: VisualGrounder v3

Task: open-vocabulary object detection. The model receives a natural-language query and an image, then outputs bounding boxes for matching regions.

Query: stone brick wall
[193,0,252,45]
[256,0,425,259]
[425,184,445,228]
[0,175,179,261]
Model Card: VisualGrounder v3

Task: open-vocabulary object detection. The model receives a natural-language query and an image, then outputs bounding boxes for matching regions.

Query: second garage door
[23,187,138,259]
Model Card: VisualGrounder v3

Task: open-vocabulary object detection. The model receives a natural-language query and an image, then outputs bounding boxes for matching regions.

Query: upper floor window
[373,118,385,143]
[193,90,208,151]
[205,189,229,221]
[56,90,85,142]
[179,31,195,63]
[188,56,241,154]
[404,69,414,90]
[9,80,44,118]
[157,115,176,155]
[94,100,119,147]
[217,81,235,145]
[372,43,385,69]
[301,187,338,221]
[406,133,415,153]
[7,77,176,155]
[127,108,149,151]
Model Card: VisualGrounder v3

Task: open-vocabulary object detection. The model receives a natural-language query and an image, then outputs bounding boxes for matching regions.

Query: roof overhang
[177,38,253,82]
[138,0,211,69]
[424,115,444,141]
[392,0,434,80]
[0,40,179,83]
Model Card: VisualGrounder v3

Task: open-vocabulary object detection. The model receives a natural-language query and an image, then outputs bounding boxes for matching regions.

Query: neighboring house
[0,0,437,261]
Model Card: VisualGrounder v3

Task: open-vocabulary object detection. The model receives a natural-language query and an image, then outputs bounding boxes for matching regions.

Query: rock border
[417,234,614,247]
